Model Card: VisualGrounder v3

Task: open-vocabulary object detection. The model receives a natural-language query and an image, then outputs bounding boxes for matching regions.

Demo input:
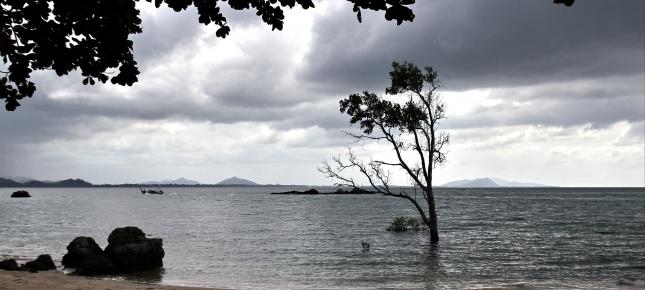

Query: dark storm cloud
[300,0,644,92]
[2,0,643,176]
[0,68,340,132]
[199,53,323,109]
[19,0,643,128]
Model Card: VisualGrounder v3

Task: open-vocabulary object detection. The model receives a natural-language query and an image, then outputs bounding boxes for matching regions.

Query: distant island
[271,188,374,195]
[441,177,550,188]
[0,177,92,187]
[215,176,259,186]
[142,177,200,185]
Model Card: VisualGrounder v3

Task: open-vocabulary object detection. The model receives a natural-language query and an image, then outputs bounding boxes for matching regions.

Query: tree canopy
[0,0,416,111]
[1,0,574,111]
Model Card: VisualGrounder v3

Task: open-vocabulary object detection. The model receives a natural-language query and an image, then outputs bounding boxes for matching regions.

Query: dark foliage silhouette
[320,61,448,243]
[1,0,574,111]
[0,0,414,111]
[553,0,575,7]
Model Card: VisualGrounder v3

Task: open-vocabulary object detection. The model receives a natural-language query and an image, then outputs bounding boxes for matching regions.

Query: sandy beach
[0,270,220,290]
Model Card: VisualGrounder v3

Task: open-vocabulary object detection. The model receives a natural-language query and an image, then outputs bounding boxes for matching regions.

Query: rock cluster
[334,187,374,194]
[271,189,320,195]
[270,187,375,195]
[0,227,163,276]
[0,254,56,272]
[61,226,164,275]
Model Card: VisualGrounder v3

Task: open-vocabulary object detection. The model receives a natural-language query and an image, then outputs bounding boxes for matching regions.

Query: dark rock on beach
[107,227,147,246]
[10,190,30,198]
[104,226,165,272]
[0,259,21,271]
[62,236,105,268]
[23,254,56,271]
[61,227,164,275]
[75,254,116,276]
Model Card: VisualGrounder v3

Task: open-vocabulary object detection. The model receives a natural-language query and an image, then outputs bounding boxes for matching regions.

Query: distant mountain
[54,178,93,187]
[216,176,258,186]
[441,177,549,188]
[7,176,34,183]
[0,177,93,187]
[489,178,547,187]
[0,178,20,187]
[143,177,200,185]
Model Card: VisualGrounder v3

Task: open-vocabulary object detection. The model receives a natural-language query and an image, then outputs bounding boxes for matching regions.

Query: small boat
[140,187,163,194]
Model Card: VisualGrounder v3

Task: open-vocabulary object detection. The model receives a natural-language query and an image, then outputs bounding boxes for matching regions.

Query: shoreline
[0,270,223,290]
[2,269,643,290]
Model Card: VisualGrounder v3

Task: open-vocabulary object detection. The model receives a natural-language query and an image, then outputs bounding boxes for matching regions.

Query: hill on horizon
[216,176,258,186]
[0,177,92,187]
[441,177,549,188]
[142,177,200,185]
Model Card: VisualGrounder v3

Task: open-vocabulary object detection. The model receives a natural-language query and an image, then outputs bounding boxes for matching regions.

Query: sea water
[1,187,644,289]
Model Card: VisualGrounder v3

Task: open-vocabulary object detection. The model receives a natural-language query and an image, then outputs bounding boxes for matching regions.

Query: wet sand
[0,270,221,290]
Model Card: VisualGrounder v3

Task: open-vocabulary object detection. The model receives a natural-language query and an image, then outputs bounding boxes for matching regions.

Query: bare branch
[342,130,388,141]
[318,158,357,188]
[373,160,401,167]
[378,122,427,189]
[412,128,429,182]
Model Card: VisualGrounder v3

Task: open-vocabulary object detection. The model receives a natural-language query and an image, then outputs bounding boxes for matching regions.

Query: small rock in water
[361,241,370,251]
[10,190,30,198]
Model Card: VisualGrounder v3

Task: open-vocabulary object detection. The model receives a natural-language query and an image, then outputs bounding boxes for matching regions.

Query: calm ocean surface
[1,187,644,289]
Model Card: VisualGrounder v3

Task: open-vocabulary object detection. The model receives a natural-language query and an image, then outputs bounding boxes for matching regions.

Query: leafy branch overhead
[0,0,574,111]
[0,0,414,111]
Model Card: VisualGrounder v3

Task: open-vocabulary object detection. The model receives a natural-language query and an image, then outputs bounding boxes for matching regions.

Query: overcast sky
[1,0,643,186]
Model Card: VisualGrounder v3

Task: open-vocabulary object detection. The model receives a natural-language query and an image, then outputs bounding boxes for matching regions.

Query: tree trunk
[426,189,439,243]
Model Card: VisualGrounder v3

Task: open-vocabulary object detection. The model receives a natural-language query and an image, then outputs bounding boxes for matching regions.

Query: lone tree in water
[320,61,448,243]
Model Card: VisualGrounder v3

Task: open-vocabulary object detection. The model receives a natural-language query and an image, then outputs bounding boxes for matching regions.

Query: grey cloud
[504,75,645,101]
[201,59,317,109]
[617,120,645,146]
[445,91,644,130]
[132,3,270,66]
[440,73,645,129]
[300,0,644,92]
[133,6,203,66]
[267,99,351,132]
